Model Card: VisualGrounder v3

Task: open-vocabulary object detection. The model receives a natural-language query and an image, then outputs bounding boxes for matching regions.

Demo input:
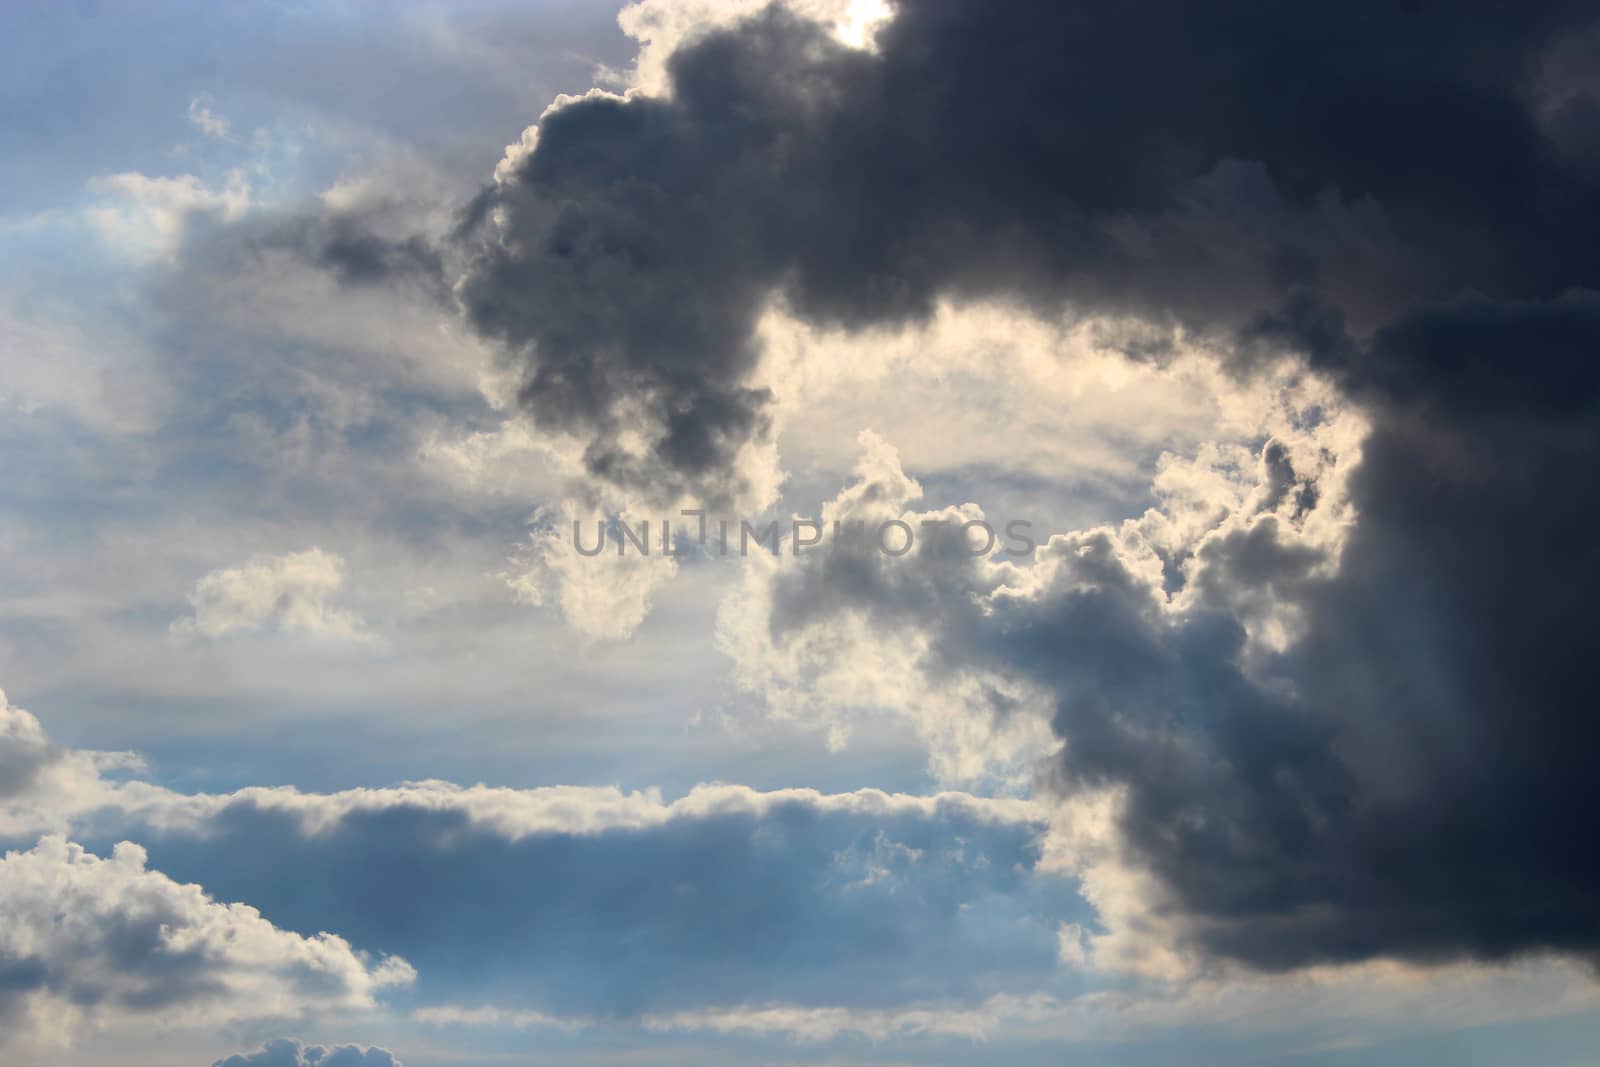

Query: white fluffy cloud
[717,431,1061,786]
[609,0,893,93]
[754,303,1288,496]
[172,549,365,640]
[0,690,146,837]
[0,836,413,1051]
[502,503,680,641]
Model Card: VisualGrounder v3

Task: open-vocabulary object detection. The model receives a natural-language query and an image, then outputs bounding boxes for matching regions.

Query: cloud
[2,698,1066,1021]
[0,712,1060,1038]
[608,0,892,94]
[717,431,1063,785]
[411,1004,575,1031]
[639,998,1027,1042]
[127,783,1068,1017]
[0,691,58,800]
[439,0,1600,510]
[0,836,413,1050]
[502,503,681,640]
[750,302,1299,502]
[212,1038,403,1067]
[0,690,146,837]
[729,352,1600,975]
[718,392,1360,790]
[0,709,1041,841]
[249,209,446,292]
[188,96,232,140]
[421,955,1600,1045]
[12,0,1600,1047]
[171,549,365,640]
[473,0,1592,978]
[88,170,250,262]
[0,305,170,434]
[9,664,1600,1053]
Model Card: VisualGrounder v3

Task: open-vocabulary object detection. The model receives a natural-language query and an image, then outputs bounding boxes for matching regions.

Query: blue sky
[3,2,1600,1066]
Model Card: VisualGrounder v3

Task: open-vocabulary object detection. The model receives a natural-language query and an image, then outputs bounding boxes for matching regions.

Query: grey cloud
[267,213,446,292]
[245,0,1598,509]
[632,0,1600,973]
[0,836,412,1044]
[442,0,1600,504]
[0,697,57,799]
[110,787,1075,1018]
[143,0,1600,976]
[174,197,452,301]
[212,1038,402,1067]
[740,266,1600,969]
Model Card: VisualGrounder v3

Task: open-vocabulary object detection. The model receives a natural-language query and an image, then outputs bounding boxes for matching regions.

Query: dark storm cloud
[254,0,1600,970]
[1194,302,1600,968]
[1015,348,1600,973]
[450,0,1598,503]
[758,410,1600,970]
[767,327,1600,972]
[532,0,1598,971]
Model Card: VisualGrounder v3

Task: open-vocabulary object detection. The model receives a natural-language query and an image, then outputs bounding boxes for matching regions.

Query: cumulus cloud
[0,836,413,1050]
[3,677,1033,838]
[605,0,892,93]
[1,697,1063,1021]
[721,387,1505,976]
[751,302,1295,498]
[212,1038,403,1067]
[24,0,1600,1035]
[502,503,680,640]
[725,342,1600,976]
[719,385,1360,790]
[469,0,1594,979]
[433,0,1598,511]
[171,549,365,640]
[718,431,1062,785]
[0,691,60,800]
[0,690,147,837]
[156,780,1039,841]
[11,543,1600,1058]
[125,780,1067,1018]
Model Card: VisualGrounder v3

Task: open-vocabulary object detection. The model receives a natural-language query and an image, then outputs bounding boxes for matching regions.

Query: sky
[2,1,1599,1065]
